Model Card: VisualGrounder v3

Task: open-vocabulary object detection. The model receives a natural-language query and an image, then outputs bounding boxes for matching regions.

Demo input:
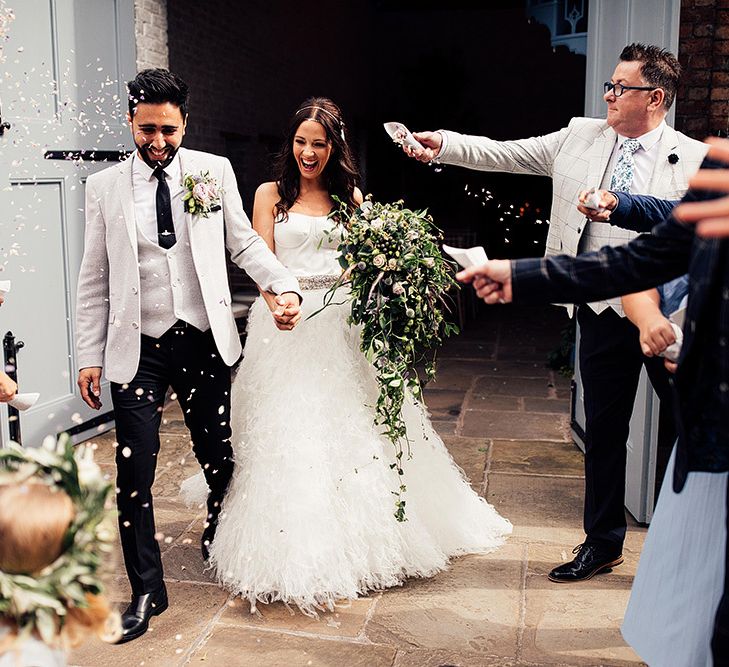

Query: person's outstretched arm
[457,209,693,306]
[576,190,678,232]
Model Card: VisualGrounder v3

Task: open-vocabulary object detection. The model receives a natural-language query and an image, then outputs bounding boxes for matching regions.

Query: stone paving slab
[422,387,467,421]
[462,409,570,441]
[218,596,376,639]
[430,419,458,435]
[522,542,641,666]
[365,544,523,659]
[438,339,497,359]
[188,625,397,666]
[490,439,584,477]
[465,394,522,412]
[472,375,569,400]
[496,345,560,362]
[441,359,555,379]
[487,474,584,531]
[441,435,490,490]
[393,648,522,666]
[523,397,571,414]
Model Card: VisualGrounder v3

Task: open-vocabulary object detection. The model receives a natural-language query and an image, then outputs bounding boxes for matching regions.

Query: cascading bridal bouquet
[314,196,459,521]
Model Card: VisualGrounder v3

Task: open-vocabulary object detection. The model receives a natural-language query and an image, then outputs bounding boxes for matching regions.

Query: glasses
[604,82,658,97]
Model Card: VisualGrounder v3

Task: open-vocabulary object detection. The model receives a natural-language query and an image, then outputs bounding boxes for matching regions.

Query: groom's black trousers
[577,306,675,551]
[111,323,234,595]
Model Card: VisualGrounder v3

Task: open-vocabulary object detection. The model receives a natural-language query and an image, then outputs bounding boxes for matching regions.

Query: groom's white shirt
[76,146,300,384]
[436,117,708,314]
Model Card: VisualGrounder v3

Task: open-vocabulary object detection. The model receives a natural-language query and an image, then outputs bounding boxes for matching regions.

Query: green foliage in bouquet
[0,434,116,644]
[318,196,459,521]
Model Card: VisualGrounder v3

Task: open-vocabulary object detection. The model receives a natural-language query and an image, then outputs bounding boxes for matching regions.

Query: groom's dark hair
[127,69,189,118]
[620,43,681,111]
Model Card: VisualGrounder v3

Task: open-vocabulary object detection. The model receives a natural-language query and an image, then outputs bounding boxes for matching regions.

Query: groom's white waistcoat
[76,147,300,384]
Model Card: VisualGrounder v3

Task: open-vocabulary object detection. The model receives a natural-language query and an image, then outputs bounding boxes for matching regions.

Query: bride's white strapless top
[273,212,341,277]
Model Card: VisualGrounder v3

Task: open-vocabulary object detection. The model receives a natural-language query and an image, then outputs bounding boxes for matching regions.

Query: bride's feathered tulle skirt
[182,288,511,615]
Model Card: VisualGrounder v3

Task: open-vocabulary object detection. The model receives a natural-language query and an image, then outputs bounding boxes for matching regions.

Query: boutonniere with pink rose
[182,171,222,217]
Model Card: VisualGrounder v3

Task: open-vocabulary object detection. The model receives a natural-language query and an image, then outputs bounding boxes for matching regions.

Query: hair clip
[298,105,345,142]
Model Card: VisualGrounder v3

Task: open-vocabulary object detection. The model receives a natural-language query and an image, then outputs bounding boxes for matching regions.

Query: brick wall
[676,0,729,137]
[134,0,168,70]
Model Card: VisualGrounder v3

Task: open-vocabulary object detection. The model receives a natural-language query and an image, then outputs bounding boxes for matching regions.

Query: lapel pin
[668,153,679,164]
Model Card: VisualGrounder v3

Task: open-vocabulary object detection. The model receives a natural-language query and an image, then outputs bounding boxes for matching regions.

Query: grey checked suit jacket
[76,147,300,384]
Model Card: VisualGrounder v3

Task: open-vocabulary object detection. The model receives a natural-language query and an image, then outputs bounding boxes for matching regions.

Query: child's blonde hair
[0,481,118,650]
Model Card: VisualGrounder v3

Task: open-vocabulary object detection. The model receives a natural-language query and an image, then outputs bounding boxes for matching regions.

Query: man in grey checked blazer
[406,44,708,582]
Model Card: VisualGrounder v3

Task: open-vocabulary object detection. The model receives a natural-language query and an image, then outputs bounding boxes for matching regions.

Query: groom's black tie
[154,167,176,250]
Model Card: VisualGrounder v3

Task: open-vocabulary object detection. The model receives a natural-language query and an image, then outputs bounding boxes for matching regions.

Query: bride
[184,97,512,615]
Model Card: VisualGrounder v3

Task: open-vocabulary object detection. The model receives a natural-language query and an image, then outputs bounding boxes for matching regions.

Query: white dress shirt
[603,120,666,195]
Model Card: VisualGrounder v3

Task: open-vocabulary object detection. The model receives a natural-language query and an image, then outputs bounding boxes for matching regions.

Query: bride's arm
[252,182,284,312]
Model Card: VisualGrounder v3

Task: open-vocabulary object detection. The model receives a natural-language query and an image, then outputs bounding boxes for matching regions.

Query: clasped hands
[271,292,301,331]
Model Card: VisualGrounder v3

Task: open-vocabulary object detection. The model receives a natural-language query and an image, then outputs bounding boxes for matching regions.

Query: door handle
[0,101,10,135]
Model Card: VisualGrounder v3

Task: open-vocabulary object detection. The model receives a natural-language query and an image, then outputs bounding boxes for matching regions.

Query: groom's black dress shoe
[201,536,211,562]
[201,516,218,562]
[548,543,623,583]
[201,491,227,562]
[116,583,168,643]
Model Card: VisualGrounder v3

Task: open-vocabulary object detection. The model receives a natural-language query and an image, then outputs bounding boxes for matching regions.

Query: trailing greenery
[314,196,459,521]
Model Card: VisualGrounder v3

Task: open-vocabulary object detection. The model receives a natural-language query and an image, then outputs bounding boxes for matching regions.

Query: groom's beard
[136,141,179,170]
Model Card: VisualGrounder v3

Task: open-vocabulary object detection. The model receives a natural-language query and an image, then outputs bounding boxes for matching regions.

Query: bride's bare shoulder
[255,181,280,202]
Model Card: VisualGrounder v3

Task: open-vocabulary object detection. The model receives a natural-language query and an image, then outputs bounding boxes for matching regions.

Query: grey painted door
[0,0,135,446]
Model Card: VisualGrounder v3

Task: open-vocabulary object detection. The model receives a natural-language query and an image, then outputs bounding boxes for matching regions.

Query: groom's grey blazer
[76,147,299,384]
[438,117,707,254]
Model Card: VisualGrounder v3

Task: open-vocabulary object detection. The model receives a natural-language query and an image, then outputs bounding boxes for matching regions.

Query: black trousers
[111,323,234,595]
[577,306,675,551]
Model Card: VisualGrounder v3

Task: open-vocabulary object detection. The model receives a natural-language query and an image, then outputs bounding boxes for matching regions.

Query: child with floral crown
[0,435,119,666]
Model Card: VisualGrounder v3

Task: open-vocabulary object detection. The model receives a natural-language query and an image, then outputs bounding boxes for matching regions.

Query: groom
[75,69,301,643]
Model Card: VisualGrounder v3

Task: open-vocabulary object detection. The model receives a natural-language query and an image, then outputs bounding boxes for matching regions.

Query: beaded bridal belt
[297,274,340,291]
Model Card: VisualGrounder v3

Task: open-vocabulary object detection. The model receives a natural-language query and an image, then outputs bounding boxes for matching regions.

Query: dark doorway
[168,0,586,259]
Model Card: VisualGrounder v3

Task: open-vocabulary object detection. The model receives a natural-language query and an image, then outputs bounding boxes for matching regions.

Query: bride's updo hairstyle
[273,96,359,222]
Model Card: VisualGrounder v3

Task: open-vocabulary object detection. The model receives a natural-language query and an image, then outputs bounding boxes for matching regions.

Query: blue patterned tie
[610,138,641,193]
